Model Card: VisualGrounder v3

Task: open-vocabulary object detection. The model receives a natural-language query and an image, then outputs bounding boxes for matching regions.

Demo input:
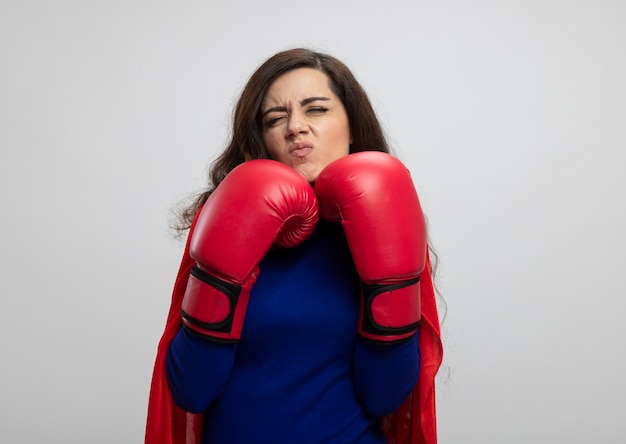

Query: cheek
[332,122,351,155]
[332,141,349,159]
[262,133,281,160]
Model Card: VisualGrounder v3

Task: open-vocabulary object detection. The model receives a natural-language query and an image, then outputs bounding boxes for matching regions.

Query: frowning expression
[261,68,351,183]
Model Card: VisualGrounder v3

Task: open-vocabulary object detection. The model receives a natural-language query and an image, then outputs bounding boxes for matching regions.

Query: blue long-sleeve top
[166,220,421,443]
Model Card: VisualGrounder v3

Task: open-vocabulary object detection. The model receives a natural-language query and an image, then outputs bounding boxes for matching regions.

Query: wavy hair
[172,46,446,324]
[174,48,389,231]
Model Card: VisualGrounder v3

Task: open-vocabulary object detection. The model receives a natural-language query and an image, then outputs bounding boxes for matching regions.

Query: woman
[145,48,443,444]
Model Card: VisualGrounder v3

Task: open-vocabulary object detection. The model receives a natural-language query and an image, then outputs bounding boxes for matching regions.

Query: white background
[1,1,625,442]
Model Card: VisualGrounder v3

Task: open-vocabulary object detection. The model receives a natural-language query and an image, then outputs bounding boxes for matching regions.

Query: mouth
[288,141,314,158]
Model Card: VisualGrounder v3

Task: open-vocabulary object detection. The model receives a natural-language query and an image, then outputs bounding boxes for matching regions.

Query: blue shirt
[166,220,420,443]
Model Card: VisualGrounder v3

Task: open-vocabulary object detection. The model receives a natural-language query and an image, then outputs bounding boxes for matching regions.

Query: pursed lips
[288,141,314,158]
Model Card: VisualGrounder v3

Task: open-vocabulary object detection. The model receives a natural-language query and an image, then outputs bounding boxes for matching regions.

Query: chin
[293,166,320,184]
[302,174,318,185]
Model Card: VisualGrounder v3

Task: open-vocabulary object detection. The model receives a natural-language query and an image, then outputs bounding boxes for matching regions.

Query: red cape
[145,212,443,444]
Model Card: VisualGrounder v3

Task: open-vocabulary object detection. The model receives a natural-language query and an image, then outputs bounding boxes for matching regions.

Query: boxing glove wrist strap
[180,265,243,336]
[360,277,421,342]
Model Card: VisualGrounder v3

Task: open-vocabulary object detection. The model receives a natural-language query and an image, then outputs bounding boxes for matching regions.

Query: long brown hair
[174,48,390,232]
[173,46,446,322]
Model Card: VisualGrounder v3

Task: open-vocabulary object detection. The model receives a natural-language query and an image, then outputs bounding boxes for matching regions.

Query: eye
[307,106,328,114]
[265,116,284,128]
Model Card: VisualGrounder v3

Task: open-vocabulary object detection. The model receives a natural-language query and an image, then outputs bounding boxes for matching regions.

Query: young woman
[145,48,443,444]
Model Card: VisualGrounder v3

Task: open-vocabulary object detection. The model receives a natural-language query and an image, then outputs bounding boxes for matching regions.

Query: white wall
[1,1,624,442]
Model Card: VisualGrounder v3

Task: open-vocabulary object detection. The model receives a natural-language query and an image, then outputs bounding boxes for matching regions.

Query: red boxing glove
[314,152,427,343]
[181,160,319,342]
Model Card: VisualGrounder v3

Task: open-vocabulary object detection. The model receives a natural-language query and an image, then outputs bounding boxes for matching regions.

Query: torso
[202,221,386,443]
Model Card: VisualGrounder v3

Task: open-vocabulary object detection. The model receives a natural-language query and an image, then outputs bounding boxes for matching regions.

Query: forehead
[263,68,335,104]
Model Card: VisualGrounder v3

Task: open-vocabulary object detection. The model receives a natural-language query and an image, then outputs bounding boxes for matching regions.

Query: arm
[167,159,318,412]
[166,327,237,413]
[353,332,420,417]
[315,151,425,414]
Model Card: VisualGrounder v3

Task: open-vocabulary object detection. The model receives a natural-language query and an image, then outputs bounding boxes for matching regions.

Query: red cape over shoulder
[145,213,443,444]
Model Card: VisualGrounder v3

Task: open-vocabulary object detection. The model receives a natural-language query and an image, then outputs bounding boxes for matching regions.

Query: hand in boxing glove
[314,151,427,343]
[181,159,319,342]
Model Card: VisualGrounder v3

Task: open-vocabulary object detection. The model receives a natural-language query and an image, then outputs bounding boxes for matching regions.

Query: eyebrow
[262,96,330,117]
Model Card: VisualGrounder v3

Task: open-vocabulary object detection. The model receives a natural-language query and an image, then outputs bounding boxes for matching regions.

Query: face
[261,68,351,183]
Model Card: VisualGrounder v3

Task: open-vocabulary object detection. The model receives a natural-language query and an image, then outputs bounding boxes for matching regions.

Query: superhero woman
[145,48,443,444]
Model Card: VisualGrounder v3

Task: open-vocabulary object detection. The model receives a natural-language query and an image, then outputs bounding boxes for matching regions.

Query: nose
[286,111,308,138]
